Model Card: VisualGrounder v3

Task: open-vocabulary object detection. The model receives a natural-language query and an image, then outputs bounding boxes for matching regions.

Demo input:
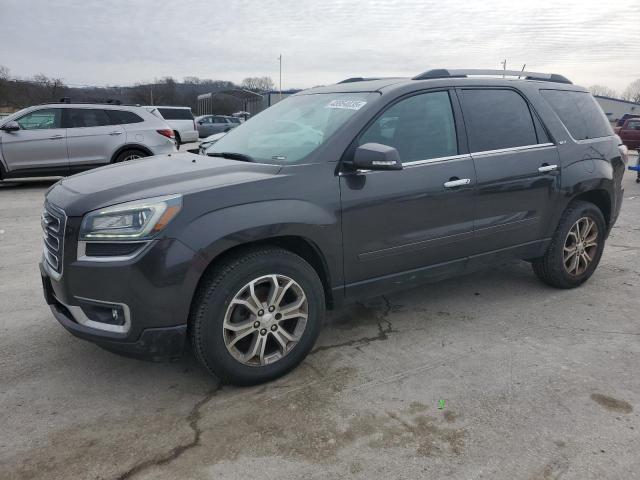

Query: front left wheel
[190,247,325,385]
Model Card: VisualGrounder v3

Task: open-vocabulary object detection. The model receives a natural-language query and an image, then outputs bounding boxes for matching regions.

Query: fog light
[78,300,126,326]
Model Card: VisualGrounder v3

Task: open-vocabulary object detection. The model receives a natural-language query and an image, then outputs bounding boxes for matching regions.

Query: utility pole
[278,54,282,100]
[500,59,507,77]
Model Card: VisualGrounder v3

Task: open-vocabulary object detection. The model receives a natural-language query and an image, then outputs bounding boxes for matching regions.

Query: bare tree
[0,65,9,81]
[588,85,617,98]
[622,79,640,104]
[241,76,275,92]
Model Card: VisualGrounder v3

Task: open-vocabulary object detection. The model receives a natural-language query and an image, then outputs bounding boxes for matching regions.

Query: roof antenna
[519,64,526,79]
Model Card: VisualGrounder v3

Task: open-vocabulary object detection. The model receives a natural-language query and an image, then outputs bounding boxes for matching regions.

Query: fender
[177,199,343,289]
[546,156,615,238]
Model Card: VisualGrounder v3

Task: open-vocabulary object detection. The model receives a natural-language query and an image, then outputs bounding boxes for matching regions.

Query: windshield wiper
[207,152,255,162]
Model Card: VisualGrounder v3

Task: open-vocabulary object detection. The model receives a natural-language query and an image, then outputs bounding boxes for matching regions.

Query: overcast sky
[1,0,639,94]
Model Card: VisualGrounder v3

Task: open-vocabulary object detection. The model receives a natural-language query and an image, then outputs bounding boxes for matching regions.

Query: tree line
[0,66,277,115]
[588,80,640,103]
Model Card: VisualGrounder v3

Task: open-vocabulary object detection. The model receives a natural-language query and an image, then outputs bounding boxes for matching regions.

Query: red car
[616,117,640,150]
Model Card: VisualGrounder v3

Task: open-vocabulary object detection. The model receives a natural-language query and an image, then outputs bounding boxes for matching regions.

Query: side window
[16,109,62,130]
[540,90,613,140]
[359,91,458,163]
[213,117,227,124]
[460,89,538,152]
[158,108,193,120]
[626,120,640,130]
[66,108,111,128]
[105,110,144,125]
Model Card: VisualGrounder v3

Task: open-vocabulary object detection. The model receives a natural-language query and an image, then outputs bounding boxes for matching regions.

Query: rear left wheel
[532,200,606,288]
[190,247,325,385]
[113,149,148,163]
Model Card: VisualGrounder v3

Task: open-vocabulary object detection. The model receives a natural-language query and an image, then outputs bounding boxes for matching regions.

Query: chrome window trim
[77,240,150,262]
[403,153,472,167]
[339,142,555,176]
[470,143,554,158]
[55,295,131,334]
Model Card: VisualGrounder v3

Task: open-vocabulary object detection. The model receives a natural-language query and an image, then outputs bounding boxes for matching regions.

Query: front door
[0,108,68,174]
[340,90,476,297]
[457,87,561,255]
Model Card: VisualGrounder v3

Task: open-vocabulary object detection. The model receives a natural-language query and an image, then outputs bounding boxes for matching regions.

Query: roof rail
[37,100,138,107]
[412,69,572,84]
[337,77,382,84]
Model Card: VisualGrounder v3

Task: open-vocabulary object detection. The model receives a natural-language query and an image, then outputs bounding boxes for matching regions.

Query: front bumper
[39,235,204,361]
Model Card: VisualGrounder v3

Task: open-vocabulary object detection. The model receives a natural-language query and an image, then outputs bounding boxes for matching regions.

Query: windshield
[207,92,375,164]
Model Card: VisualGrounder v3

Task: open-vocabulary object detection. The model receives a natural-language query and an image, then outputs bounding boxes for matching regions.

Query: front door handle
[109,131,123,136]
[538,164,558,173]
[444,178,471,188]
[49,134,64,140]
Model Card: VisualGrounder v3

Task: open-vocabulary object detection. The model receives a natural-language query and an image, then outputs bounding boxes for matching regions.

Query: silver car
[0,102,176,179]
[195,115,240,138]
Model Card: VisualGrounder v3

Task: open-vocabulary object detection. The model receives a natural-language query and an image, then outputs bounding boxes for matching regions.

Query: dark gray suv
[40,69,627,385]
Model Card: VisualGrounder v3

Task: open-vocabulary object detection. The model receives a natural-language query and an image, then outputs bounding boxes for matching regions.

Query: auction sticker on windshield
[325,99,367,110]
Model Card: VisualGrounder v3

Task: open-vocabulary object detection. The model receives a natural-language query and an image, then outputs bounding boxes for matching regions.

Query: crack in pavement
[115,383,222,480]
[310,295,396,355]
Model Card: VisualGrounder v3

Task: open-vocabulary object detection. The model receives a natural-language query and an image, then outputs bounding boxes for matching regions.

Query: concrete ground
[1,161,639,480]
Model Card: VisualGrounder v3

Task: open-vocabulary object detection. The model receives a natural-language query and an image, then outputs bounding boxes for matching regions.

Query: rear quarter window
[158,108,194,120]
[540,90,612,141]
[106,110,144,124]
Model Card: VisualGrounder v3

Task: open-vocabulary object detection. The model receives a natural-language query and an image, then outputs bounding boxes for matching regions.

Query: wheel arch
[569,189,612,228]
[109,144,153,163]
[190,235,335,313]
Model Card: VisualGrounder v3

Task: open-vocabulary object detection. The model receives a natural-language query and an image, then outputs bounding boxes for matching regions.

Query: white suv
[148,106,198,147]
[0,102,177,179]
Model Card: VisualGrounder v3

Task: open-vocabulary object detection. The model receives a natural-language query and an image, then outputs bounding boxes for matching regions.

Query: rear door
[65,108,124,168]
[0,108,68,174]
[340,89,476,296]
[212,116,230,133]
[457,88,561,256]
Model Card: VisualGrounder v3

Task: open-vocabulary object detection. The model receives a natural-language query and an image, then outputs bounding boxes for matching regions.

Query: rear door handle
[444,178,471,188]
[538,164,558,173]
[109,131,123,136]
[49,134,64,140]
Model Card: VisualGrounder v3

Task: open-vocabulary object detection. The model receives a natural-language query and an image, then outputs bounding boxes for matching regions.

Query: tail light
[619,143,629,165]
[156,129,175,140]
[193,119,196,131]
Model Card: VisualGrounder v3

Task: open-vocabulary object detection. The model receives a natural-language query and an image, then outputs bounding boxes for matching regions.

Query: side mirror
[198,120,205,125]
[0,121,20,132]
[353,143,402,171]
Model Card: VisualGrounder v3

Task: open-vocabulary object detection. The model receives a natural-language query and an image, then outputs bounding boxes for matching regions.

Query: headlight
[79,194,182,241]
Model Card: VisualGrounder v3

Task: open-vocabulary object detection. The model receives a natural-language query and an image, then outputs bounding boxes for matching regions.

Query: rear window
[540,90,612,140]
[459,89,539,152]
[106,110,144,124]
[158,108,194,120]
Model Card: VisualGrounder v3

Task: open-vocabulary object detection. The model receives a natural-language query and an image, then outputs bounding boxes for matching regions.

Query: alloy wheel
[563,216,599,276]
[122,154,142,161]
[223,274,308,366]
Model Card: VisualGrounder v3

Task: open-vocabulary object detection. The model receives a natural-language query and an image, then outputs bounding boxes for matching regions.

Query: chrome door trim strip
[471,143,555,158]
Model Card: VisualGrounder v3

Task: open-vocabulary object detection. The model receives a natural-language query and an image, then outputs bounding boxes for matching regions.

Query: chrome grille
[42,204,66,275]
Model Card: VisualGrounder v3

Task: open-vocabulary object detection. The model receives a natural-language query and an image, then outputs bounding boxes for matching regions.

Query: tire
[113,149,148,163]
[190,247,325,385]
[174,132,181,149]
[532,200,606,289]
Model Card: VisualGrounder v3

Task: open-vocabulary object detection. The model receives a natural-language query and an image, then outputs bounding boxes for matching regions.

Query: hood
[46,152,281,216]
